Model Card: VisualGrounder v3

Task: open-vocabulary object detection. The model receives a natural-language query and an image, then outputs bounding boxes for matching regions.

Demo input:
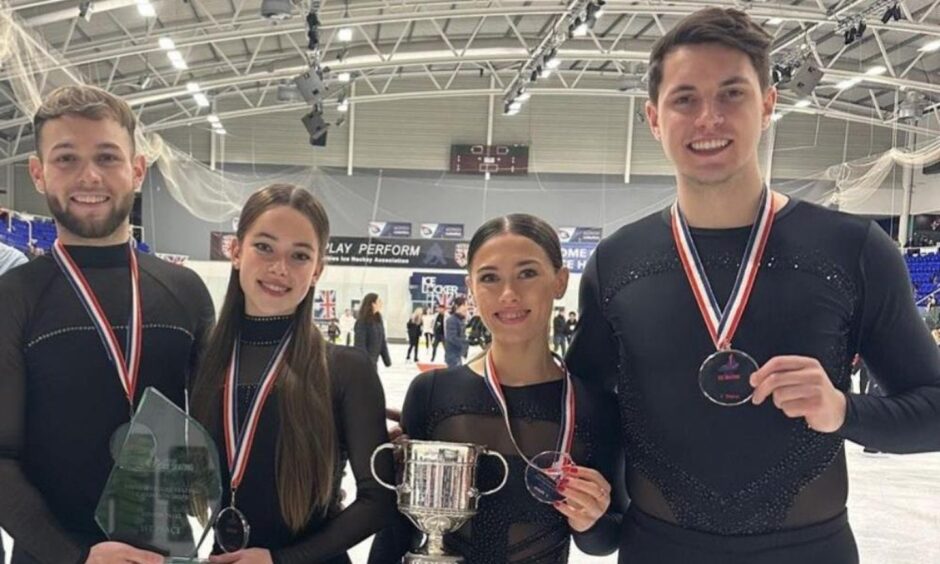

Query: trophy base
[404,551,464,563]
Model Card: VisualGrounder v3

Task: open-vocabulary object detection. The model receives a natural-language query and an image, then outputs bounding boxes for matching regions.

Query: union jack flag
[315,289,337,320]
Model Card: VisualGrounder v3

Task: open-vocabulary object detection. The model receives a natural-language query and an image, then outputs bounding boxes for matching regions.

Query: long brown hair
[191,183,335,532]
[358,292,382,324]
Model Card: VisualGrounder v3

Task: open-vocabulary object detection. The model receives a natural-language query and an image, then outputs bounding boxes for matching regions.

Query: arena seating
[904,251,940,302]
[1,210,150,255]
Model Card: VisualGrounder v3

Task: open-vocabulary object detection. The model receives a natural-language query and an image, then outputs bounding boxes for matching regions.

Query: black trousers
[406,337,420,361]
[620,507,859,564]
[430,335,444,360]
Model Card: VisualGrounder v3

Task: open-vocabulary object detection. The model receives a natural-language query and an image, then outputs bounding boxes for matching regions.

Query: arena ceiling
[1,0,938,163]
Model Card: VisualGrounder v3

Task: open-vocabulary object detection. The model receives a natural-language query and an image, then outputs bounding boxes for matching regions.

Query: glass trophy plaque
[96,387,223,563]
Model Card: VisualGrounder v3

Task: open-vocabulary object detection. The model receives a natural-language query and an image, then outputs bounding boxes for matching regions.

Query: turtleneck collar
[240,313,293,345]
[62,243,133,268]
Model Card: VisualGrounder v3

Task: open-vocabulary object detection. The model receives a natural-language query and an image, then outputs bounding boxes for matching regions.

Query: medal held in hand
[524,451,574,504]
[483,352,576,503]
[698,349,760,406]
[214,506,250,553]
[671,188,776,407]
[215,331,293,552]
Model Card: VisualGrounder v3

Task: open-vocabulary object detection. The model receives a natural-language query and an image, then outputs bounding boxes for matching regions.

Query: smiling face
[28,115,145,245]
[467,233,568,347]
[645,43,776,189]
[232,205,325,317]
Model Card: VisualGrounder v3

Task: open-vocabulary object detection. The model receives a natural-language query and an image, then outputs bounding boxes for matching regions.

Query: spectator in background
[0,240,27,277]
[565,311,578,344]
[552,308,567,354]
[466,313,491,348]
[406,307,424,362]
[431,304,446,362]
[355,293,392,369]
[339,308,356,346]
[444,297,469,368]
[421,307,436,349]
[327,318,341,344]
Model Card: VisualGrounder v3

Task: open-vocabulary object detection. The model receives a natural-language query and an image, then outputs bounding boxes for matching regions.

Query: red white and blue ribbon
[52,240,142,408]
[223,331,293,492]
[482,351,576,467]
[671,188,776,350]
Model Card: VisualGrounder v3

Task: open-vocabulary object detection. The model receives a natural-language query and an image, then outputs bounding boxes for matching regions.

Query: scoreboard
[450,144,529,175]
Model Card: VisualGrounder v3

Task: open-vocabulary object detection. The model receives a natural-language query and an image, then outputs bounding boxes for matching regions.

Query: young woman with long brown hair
[191,184,395,564]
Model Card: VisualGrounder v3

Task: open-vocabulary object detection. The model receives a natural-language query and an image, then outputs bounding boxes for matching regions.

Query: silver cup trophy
[371,439,509,563]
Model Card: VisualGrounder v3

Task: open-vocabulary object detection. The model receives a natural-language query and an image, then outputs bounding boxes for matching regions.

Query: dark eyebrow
[476,259,541,272]
[255,232,314,250]
[49,142,124,152]
[667,76,751,96]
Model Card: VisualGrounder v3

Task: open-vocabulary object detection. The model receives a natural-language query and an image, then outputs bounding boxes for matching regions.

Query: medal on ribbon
[52,240,143,457]
[482,352,576,503]
[671,188,776,406]
[215,331,292,552]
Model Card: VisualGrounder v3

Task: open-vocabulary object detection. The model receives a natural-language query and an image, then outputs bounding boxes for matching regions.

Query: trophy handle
[479,449,509,496]
[370,443,399,491]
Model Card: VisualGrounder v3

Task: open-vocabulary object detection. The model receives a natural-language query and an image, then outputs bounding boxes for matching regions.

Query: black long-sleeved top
[209,315,397,564]
[354,317,391,367]
[0,244,215,564]
[568,199,940,537]
[368,365,626,564]
[406,319,423,344]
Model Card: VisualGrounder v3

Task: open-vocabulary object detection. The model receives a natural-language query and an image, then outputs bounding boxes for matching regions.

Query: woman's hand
[208,548,273,564]
[552,466,612,533]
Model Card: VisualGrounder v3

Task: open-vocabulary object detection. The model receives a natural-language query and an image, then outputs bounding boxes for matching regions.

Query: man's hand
[86,542,163,564]
[751,355,847,433]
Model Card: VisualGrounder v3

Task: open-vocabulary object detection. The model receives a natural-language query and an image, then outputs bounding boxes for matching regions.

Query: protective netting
[0,7,330,224]
[819,137,940,215]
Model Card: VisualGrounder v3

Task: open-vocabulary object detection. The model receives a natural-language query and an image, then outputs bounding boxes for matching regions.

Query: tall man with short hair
[569,8,940,563]
[0,85,215,564]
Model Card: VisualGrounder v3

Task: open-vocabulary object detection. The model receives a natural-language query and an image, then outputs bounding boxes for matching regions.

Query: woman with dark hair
[191,184,395,564]
[444,296,469,368]
[354,293,392,368]
[369,214,624,564]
